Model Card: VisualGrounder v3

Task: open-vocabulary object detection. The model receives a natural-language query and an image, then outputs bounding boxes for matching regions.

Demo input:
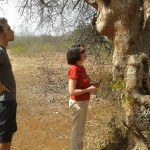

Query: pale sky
[0,0,80,36]
[0,0,60,35]
[0,0,40,35]
[0,0,23,34]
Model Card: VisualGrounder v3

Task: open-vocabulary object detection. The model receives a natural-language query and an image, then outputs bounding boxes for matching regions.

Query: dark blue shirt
[0,46,16,101]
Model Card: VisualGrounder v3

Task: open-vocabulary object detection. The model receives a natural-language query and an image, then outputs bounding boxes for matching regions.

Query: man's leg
[0,142,11,150]
[0,102,17,150]
[0,133,13,150]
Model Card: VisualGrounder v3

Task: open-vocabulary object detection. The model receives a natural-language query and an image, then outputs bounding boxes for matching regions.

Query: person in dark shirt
[0,17,17,150]
[67,44,100,150]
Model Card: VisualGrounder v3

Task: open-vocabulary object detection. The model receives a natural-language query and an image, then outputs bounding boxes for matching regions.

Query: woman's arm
[86,74,100,88]
[69,78,98,96]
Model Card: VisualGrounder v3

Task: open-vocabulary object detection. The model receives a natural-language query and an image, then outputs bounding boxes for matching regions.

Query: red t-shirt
[68,65,90,101]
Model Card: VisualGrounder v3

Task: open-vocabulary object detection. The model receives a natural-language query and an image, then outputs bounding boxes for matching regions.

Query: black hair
[0,27,3,33]
[0,17,7,33]
[67,44,85,65]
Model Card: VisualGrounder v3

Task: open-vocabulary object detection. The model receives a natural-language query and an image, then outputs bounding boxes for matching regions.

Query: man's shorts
[0,101,17,143]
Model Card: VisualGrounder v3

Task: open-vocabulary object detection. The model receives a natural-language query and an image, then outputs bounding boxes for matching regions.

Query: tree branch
[83,0,98,10]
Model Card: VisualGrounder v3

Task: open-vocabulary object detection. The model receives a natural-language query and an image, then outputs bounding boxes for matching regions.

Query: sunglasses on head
[80,50,86,54]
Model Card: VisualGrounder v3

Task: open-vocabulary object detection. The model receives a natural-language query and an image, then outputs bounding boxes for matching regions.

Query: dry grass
[9,50,126,150]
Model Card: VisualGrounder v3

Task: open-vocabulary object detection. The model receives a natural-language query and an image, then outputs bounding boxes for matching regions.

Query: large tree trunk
[143,0,150,56]
[85,0,150,149]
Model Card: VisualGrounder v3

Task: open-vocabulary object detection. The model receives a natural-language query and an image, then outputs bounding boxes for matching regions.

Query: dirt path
[8,51,121,150]
[9,53,71,150]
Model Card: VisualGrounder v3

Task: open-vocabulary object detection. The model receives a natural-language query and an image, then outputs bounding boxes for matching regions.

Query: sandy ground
[8,51,121,150]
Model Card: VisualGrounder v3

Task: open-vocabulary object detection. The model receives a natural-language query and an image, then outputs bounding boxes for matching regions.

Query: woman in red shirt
[67,44,99,150]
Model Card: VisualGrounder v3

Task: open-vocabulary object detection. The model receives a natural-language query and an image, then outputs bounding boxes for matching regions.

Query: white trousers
[69,99,89,150]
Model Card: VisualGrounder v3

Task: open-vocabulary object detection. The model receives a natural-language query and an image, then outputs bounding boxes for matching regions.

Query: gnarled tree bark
[84,0,150,149]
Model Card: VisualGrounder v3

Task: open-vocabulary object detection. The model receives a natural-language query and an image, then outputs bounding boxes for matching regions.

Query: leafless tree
[86,0,150,149]
[18,0,150,149]
[17,0,97,35]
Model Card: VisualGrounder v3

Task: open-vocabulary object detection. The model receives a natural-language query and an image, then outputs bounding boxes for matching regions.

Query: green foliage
[112,78,125,92]
[121,94,133,106]
[8,23,113,57]
[112,78,133,106]
[8,35,72,54]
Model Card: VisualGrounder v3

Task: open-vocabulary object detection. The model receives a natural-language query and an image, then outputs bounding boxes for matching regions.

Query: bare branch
[84,0,98,10]
[73,0,81,10]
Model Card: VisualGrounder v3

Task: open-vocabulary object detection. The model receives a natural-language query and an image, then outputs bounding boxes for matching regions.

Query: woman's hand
[0,82,11,94]
[87,85,99,92]
[69,79,99,96]
[90,82,100,88]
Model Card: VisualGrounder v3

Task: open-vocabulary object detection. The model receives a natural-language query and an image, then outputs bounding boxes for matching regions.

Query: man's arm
[0,82,11,94]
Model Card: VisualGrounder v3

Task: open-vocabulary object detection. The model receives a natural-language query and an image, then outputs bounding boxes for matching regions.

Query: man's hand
[0,82,11,94]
